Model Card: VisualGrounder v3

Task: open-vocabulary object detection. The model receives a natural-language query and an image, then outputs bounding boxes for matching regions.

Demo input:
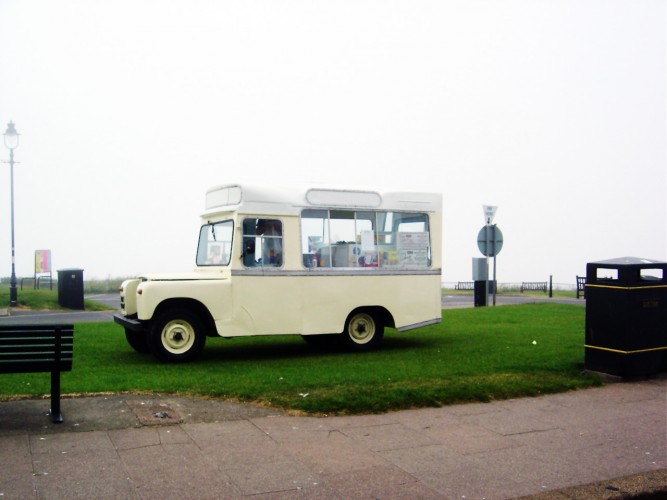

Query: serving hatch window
[197,220,233,266]
[301,209,430,269]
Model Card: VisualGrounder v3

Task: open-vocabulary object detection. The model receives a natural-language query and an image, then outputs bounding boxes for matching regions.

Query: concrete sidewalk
[1,379,665,499]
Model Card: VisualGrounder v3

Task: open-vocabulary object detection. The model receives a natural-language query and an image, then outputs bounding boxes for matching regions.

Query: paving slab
[0,379,665,499]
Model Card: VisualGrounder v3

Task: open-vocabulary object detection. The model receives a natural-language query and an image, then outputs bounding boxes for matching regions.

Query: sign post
[477,206,503,306]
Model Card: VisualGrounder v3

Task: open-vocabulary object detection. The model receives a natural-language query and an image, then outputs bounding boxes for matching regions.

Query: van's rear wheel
[149,309,206,363]
[340,311,383,351]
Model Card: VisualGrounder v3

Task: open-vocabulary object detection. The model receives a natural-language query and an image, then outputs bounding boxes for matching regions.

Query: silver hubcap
[161,320,195,354]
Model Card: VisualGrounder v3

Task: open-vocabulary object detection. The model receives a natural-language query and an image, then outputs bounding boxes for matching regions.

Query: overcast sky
[0,0,665,285]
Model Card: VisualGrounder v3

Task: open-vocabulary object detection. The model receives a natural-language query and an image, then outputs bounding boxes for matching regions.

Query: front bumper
[113,312,146,333]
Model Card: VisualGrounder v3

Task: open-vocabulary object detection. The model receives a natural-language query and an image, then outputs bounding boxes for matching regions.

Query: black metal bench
[455,281,474,290]
[0,324,74,423]
[576,275,586,299]
[520,282,547,293]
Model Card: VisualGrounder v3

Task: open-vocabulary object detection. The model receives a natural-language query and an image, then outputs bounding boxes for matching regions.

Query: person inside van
[243,238,256,266]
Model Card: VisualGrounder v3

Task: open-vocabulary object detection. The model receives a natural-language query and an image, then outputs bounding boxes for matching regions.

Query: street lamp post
[3,121,20,306]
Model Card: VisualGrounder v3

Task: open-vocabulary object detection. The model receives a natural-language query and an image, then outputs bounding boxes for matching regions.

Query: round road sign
[477,225,504,257]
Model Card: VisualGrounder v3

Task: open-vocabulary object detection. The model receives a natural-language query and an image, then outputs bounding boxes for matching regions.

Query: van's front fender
[135,277,231,324]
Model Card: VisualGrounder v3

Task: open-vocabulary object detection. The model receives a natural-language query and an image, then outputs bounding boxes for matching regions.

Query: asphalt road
[441,293,585,309]
[0,294,120,325]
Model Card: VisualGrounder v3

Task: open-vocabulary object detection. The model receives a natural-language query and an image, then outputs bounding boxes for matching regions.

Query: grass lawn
[0,286,109,311]
[0,303,599,414]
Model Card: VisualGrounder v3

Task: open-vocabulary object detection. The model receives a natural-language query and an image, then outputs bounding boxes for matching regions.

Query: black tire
[302,334,338,348]
[149,308,206,363]
[125,328,151,354]
[339,311,384,351]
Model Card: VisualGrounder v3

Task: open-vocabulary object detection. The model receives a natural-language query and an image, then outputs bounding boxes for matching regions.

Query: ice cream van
[113,183,442,362]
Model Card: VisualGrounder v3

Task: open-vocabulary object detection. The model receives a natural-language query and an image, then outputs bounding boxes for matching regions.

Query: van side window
[242,219,283,267]
[301,210,430,268]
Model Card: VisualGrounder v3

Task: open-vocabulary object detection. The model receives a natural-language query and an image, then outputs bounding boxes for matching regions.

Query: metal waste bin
[472,258,495,307]
[473,280,486,307]
[585,257,667,377]
[473,280,497,307]
[58,268,84,310]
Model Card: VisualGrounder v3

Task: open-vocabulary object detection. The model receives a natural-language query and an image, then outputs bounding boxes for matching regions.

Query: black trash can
[473,280,486,307]
[473,280,496,307]
[585,257,667,377]
[58,268,84,310]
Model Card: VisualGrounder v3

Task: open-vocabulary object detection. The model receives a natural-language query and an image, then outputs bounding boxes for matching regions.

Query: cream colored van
[113,184,442,362]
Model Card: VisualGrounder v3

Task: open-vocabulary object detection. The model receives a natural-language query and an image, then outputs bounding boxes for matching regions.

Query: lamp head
[4,121,19,150]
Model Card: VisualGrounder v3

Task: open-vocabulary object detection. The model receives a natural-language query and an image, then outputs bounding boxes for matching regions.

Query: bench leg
[50,370,63,424]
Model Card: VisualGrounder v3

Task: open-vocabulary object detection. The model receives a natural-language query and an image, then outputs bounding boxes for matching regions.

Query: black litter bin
[58,268,84,310]
[473,280,496,307]
[473,280,486,307]
[585,257,667,377]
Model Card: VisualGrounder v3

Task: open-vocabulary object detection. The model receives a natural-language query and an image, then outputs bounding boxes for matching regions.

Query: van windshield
[197,220,234,266]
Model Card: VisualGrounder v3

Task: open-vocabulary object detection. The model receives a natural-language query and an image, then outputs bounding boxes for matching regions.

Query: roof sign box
[306,188,382,208]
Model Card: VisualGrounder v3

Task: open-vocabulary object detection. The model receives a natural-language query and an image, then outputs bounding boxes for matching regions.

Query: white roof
[203,183,442,217]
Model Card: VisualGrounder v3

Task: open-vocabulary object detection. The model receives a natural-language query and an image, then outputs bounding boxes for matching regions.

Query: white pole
[485,222,490,306]
[492,224,497,306]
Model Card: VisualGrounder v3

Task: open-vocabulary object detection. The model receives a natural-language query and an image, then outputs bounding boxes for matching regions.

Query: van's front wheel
[125,328,150,354]
[149,309,206,363]
[340,311,383,351]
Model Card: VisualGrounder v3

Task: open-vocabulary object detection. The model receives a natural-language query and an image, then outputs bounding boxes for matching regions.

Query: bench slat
[0,338,73,346]
[0,333,74,339]
[0,348,72,353]
[0,332,74,338]
[0,358,72,364]
[0,339,73,351]
[0,354,73,362]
